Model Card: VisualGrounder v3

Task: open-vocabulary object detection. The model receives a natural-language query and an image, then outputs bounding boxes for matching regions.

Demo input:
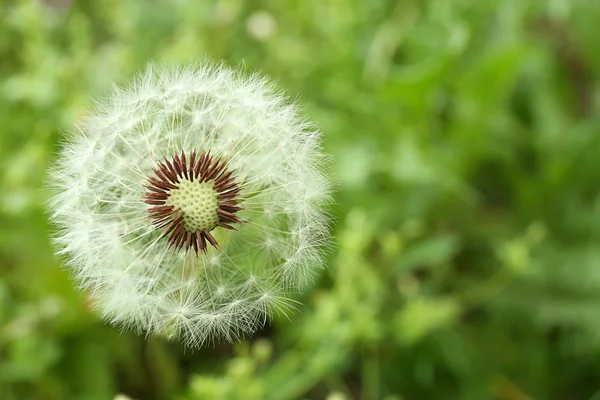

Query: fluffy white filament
[48,63,332,347]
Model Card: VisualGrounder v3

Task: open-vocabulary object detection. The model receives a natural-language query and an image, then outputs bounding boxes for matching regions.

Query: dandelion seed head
[48,62,332,347]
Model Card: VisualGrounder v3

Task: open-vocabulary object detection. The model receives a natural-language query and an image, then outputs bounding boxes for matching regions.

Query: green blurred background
[2,0,600,399]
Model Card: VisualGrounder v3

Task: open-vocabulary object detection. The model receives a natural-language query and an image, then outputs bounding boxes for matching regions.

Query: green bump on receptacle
[166,179,219,232]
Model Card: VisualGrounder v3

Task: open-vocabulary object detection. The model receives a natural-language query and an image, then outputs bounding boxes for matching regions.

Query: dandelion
[48,63,332,347]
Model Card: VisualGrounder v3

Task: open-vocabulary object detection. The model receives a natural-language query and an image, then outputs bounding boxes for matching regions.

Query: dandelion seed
[48,63,332,347]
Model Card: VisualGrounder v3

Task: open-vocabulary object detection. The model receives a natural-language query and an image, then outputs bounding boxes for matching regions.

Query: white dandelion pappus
[48,63,332,347]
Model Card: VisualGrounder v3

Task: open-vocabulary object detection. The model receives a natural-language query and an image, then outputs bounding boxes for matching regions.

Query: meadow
[1,1,600,399]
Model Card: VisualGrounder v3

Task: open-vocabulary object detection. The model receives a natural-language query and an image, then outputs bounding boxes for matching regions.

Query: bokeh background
[2,0,600,399]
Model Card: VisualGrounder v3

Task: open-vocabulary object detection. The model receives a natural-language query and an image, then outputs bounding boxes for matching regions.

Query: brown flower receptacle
[143,150,243,254]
